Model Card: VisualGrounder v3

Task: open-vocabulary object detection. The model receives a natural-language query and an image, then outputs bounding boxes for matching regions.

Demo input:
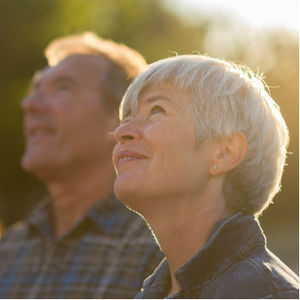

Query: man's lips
[115,150,147,168]
[25,121,54,137]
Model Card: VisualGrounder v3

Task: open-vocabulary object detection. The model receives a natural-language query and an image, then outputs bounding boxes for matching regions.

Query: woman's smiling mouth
[115,150,148,169]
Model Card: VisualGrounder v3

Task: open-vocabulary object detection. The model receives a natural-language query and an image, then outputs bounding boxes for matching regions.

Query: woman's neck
[142,190,230,296]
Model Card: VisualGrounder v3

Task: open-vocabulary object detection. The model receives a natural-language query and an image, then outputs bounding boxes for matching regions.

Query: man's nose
[21,91,47,113]
[113,119,142,144]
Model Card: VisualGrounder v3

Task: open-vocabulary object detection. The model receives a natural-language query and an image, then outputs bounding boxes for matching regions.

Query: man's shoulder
[110,205,158,248]
[93,196,156,244]
[0,199,49,246]
[197,249,299,298]
[0,221,29,244]
[0,221,28,243]
[122,208,154,239]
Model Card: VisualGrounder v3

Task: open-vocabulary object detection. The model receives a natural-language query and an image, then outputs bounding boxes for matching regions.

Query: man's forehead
[55,54,109,72]
[32,55,108,85]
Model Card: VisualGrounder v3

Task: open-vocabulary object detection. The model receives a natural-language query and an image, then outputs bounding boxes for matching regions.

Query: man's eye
[59,85,71,91]
[150,105,166,115]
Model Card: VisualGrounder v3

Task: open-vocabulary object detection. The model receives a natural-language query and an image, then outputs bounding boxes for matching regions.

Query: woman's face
[113,83,215,212]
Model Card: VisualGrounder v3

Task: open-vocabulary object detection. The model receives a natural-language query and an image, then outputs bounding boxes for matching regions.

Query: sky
[163,0,299,31]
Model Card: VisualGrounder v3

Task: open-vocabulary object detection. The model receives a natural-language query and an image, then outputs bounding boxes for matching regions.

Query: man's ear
[210,132,247,176]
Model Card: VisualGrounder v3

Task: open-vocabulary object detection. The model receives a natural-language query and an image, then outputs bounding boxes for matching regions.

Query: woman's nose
[113,120,142,144]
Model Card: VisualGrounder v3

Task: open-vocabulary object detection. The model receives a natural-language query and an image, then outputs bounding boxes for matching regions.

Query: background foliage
[0,0,298,272]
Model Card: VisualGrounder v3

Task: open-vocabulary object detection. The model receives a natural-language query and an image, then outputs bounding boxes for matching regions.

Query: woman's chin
[114,176,142,209]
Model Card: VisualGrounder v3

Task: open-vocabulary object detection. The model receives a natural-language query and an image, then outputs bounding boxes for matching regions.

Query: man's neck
[46,162,115,239]
[142,186,229,296]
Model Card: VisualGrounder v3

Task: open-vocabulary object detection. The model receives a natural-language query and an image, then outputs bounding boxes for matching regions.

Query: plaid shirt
[0,195,163,298]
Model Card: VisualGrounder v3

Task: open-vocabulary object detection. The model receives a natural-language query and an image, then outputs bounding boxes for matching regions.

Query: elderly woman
[112,55,298,298]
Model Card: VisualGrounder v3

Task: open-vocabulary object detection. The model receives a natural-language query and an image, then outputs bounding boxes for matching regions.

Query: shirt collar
[86,194,135,235]
[27,196,53,237]
[27,194,129,238]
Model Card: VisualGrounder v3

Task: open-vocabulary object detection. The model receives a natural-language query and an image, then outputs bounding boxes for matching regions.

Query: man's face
[22,55,118,180]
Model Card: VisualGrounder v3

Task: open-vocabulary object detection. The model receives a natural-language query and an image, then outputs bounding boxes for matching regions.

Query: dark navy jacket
[135,212,299,298]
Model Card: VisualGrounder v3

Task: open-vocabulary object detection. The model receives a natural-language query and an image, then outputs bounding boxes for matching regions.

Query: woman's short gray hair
[120,54,289,215]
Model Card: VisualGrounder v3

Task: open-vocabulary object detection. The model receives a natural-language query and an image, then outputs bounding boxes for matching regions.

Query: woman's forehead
[140,82,191,105]
[121,81,191,120]
[139,82,173,100]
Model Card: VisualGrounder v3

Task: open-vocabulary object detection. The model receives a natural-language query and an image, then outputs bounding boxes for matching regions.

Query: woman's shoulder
[196,248,298,299]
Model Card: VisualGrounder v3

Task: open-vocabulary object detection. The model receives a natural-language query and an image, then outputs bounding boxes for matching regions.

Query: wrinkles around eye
[58,85,71,91]
[121,118,131,125]
[150,105,166,115]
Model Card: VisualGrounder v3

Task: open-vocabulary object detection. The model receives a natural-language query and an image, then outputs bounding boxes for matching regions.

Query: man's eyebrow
[29,71,43,90]
[29,75,78,93]
[28,77,41,93]
[51,76,79,86]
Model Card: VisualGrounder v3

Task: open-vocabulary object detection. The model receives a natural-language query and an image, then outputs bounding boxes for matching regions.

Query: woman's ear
[210,132,247,176]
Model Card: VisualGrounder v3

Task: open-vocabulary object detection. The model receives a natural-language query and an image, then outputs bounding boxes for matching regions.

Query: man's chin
[21,153,34,172]
[21,153,51,180]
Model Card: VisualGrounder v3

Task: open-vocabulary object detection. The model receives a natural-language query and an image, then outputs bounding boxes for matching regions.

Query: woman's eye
[150,105,166,115]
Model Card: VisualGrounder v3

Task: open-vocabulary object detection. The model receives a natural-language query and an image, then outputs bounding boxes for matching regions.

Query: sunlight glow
[163,0,299,31]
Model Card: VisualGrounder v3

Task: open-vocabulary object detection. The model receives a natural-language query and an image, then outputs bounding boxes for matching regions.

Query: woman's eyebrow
[123,94,173,120]
[143,94,173,105]
[122,108,132,120]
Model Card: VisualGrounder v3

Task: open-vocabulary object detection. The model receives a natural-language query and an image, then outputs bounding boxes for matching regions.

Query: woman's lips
[115,150,147,168]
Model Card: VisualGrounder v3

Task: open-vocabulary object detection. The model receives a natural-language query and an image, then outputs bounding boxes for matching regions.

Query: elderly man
[0,32,162,298]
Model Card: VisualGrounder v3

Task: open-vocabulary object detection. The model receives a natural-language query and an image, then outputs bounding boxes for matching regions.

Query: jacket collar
[141,212,266,296]
[174,212,266,292]
[140,258,171,298]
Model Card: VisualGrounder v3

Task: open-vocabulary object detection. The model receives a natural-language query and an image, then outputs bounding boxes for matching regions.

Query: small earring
[212,165,217,170]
